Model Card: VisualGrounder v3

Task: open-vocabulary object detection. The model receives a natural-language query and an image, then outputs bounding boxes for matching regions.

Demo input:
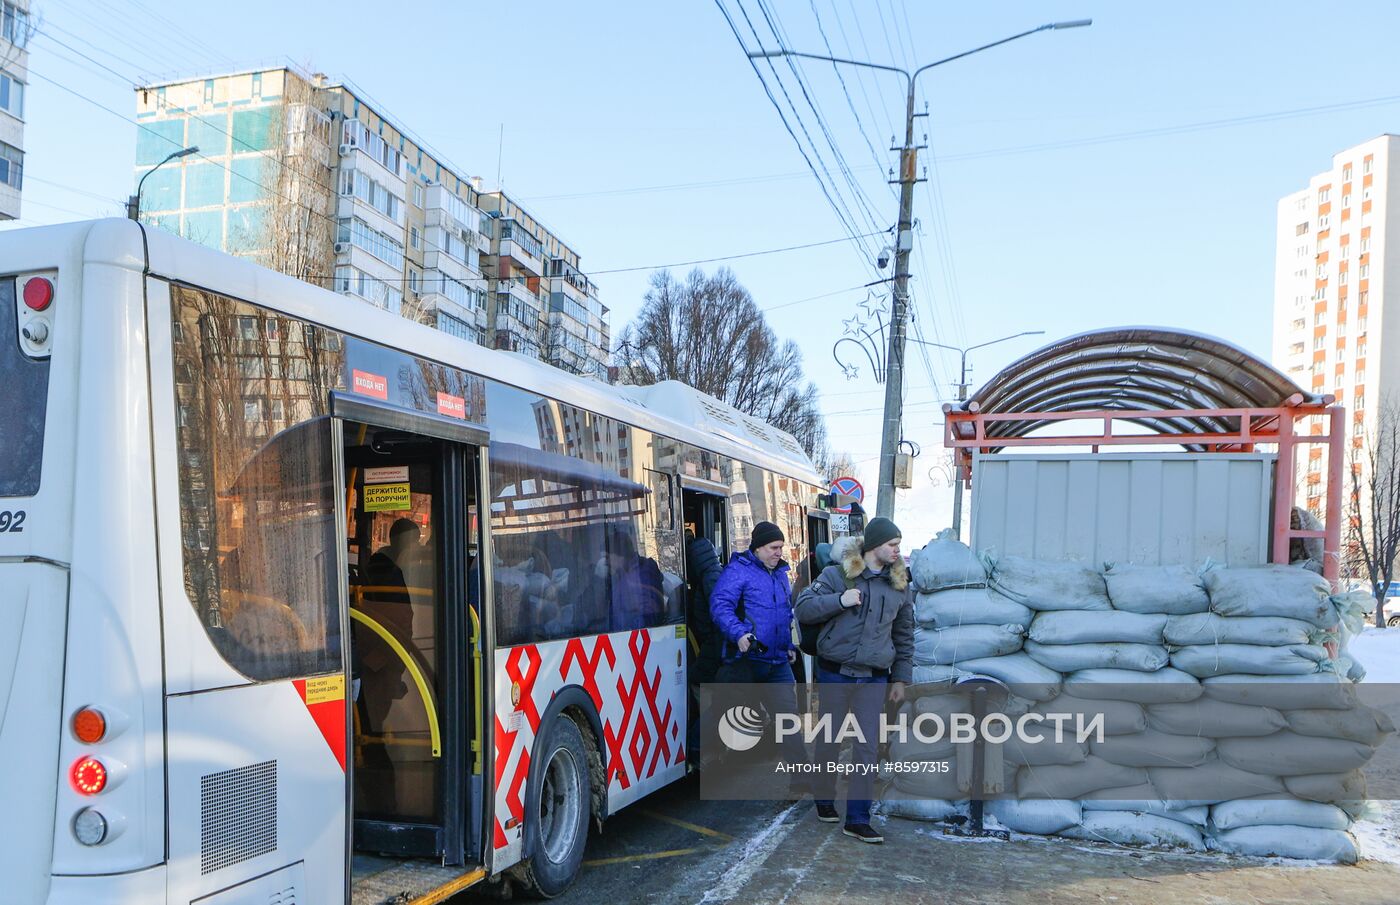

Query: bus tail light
[72,808,109,845]
[70,757,108,795]
[22,275,53,310]
[72,707,107,744]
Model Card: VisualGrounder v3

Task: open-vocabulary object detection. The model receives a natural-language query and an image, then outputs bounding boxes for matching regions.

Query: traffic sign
[829,476,863,513]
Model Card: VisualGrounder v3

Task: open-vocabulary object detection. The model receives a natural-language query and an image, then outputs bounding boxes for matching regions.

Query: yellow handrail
[350,608,442,758]
[469,604,482,775]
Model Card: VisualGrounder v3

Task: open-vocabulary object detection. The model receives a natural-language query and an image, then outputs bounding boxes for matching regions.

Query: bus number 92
[0,510,25,532]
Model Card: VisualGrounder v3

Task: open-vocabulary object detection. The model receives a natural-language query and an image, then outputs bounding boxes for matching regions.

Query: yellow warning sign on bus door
[363,482,411,512]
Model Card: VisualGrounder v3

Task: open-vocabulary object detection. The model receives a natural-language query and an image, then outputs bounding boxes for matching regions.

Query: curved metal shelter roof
[955,327,1323,445]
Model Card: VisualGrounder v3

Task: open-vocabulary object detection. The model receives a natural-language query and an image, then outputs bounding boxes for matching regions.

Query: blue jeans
[746,659,808,775]
[813,663,887,826]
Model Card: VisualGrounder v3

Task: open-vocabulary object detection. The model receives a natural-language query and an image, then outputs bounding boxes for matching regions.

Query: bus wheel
[519,716,591,897]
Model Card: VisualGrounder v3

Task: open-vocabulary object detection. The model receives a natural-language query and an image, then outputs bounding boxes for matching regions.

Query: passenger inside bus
[599,527,666,632]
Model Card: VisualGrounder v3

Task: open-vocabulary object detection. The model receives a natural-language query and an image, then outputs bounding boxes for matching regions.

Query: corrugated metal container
[970,453,1274,567]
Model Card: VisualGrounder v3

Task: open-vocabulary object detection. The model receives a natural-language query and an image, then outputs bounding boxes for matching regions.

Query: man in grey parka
[794,517,914,843]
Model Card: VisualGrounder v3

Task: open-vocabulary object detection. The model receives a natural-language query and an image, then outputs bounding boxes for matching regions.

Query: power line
[726,0,880,273]
[760,282,871,312]
[937,93,1400,163]
[36,16,157,82]
[752,0,889,249]
[808,0,894,196]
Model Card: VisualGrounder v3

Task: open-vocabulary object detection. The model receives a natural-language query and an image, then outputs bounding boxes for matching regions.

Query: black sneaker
[815,803,840,823]
[843,823,884,843]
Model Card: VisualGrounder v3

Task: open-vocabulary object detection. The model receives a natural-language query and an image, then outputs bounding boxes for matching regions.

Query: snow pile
[882,536,1395,863]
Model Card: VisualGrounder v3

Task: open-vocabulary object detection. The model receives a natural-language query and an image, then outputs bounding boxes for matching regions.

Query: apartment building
[0,1,30,220]
[1272,134,1398,516]
[132,66,609,378]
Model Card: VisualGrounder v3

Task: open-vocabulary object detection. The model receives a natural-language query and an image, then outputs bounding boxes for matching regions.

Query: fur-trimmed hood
[832,535,909,592]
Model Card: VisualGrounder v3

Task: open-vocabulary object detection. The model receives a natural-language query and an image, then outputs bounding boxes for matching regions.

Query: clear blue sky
[15,0,1400,539]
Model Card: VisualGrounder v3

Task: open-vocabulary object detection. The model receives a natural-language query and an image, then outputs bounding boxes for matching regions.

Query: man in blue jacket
[710,521,806,783]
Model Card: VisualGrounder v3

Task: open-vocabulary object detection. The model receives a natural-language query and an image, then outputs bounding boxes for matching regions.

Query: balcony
[496,278,542,309]
[336,194,400,241]
[498,220,544,275]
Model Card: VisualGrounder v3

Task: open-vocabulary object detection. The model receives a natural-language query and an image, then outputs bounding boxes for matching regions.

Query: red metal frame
[944,401,1346,582]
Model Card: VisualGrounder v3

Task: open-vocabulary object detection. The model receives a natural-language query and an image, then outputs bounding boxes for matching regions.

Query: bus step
[351,854,486,905]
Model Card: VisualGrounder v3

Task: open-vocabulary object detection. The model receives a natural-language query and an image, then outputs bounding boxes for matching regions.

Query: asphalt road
[454,773,797,904]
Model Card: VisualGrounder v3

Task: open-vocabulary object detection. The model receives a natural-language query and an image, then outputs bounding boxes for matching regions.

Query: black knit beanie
[861,517,901,554]
[749,521,785,551]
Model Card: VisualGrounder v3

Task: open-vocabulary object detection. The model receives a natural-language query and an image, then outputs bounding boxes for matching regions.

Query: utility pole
[749,18,1089,520]
[877,82,922,519]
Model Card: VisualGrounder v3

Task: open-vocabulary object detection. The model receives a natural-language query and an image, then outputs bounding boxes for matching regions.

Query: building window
[409,269,420,293]
[1295,222,1309,236]
[0,140,22,189]
[251,71,263,98]
[1363,187,1372,202]
[1340,271,1348,285]
[1319,188,1330,203]
[1289,342,1305,354]
[1343,165,1353,181]
[1314,336,1325,351]
[339,169,402,222]
[1,2,28,48]
[1358,339,1367,357]
[410,226,420,249]
[337,217,405,270]
[1341,244,1350,259]
[1364,158,1373,175]
[1360,263,1370,279]
[341,120,403,176]
[0,71,24,120]
[1291,318,1305,330]
[1357,369,1365,384]
[413,183,424,207]
[1342,194,1351,208]
[437,311,476,341]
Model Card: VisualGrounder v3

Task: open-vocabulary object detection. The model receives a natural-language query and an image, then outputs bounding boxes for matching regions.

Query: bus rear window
[0,277,49,497]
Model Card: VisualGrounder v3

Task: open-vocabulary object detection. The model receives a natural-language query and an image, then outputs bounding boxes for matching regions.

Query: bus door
[680,483,730,763]
[335,398,491,880]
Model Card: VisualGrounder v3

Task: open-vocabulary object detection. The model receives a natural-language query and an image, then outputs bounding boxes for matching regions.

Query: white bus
[1,219,826,904]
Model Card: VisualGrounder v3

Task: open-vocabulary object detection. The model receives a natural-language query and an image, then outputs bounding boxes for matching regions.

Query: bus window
[488,440,677,646]
[172,285,344,681]
[0,276,49,496]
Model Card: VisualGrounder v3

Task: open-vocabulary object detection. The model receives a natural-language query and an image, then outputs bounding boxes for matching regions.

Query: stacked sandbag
[888,536,1393,861]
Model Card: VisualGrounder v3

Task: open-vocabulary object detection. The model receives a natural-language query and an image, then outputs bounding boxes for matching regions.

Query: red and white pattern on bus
[492,625,687,867]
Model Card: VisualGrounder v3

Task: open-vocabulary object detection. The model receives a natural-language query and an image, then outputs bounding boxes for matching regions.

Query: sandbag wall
[881,530,1390,862]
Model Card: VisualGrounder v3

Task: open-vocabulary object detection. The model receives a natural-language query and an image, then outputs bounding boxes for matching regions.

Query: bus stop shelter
[942,327,1346,581]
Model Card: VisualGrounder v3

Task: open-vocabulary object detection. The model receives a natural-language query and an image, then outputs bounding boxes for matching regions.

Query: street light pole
[750,18,1088,520]
[127,145,199,221]
[911,330,1046,537]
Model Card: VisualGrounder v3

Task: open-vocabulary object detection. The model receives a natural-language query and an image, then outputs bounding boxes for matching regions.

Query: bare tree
[1347,400,1400,626]
[822,450,857,485]
[238,76,336,285]
[615,267,830,465]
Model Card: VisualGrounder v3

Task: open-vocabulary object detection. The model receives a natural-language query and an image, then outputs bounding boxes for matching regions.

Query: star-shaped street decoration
[859,293,885,321]
[841,363,860,380]
[842,315,864,337]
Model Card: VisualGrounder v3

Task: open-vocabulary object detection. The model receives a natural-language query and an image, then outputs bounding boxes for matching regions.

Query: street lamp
[910,330,1047,403]
[749,19,1089,519]
[910,330,1046,539]
[127,145,199,221]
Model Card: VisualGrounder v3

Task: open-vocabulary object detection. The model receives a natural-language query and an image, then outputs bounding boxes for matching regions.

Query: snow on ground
[1352,626,1400,683]
[1349,626,1400,862]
